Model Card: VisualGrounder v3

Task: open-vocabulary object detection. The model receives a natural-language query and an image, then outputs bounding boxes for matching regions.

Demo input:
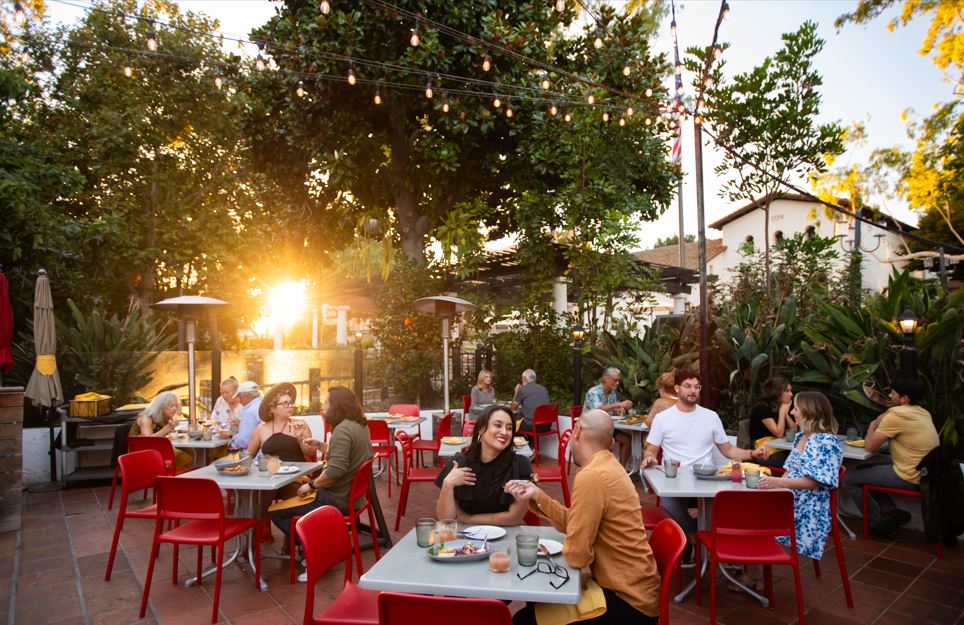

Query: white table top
[177,461,321,491]
[359,525,581,604]
[171,437,231,450]
[366,413,428,428]
[764,436,875,461]
[612,419,649,433]
[642,465,749,498]
[437,439,534,459]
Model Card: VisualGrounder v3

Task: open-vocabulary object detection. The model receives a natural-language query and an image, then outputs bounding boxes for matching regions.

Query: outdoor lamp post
[151,296,228,428]
[897,308,919,379]
[412,296,477,413]
[572,325,584,407]
[354,330,364,399]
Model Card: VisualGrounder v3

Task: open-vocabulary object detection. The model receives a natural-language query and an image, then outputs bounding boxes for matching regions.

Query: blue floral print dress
[777,432,842,560]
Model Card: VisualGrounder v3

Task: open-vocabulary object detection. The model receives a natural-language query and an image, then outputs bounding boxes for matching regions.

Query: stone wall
[0,386,24,533]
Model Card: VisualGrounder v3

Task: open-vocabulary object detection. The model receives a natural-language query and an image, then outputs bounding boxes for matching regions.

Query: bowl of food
[215,459,249,476]
[692,463,718,477]
[187,429,204,440]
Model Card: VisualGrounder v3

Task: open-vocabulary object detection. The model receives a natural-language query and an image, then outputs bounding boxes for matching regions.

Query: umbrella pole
[28,405,64,492]
[186,319,197,427]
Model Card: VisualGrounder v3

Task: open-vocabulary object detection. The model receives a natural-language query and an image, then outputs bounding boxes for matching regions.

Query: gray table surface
[171,437,232,450]
[177,461,321,491]
[359,525,581,604]
[764,436,875,461]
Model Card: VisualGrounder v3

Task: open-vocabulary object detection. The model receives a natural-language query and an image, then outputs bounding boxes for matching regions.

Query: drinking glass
[435,519,458,546]
[257,455,269,472]
[202,428,213,441]
[267,455,282,474]
[745,468,761,489]
[516,534,540,567]
[784,428,797,443]
[416,518,435,548]
[846,427,858,442]
[730,459,743,484]
[490,547,511,573]
[663,459,679,478]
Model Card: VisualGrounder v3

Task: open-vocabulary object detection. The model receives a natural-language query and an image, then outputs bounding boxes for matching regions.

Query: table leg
[837,511,856,539]
[674,499,711,603]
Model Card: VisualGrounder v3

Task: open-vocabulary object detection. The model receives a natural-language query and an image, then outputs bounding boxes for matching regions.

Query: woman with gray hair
[130,391,193,470]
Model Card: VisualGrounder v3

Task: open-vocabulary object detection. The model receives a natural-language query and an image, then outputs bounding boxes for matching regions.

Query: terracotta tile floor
[4,463,963,625]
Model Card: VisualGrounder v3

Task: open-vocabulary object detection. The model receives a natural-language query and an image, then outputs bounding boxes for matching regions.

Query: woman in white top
[210,376,242,427]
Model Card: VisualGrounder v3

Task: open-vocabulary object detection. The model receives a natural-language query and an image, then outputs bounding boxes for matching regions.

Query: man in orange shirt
[505,410,660,625]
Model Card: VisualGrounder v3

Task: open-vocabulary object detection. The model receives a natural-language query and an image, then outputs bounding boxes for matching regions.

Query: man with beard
[642,368,766,534]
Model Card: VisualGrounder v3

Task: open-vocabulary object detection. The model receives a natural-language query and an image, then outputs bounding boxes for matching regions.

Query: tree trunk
[388,106,428,264]
[763,200,771,299]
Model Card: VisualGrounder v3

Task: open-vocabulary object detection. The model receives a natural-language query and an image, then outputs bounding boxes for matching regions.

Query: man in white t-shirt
[642,369,766,533]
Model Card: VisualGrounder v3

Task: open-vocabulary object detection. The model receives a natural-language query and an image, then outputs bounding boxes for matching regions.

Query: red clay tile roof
[632,239,725,272]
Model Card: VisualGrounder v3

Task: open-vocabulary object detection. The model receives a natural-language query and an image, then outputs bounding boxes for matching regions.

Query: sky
[41,0,952,249]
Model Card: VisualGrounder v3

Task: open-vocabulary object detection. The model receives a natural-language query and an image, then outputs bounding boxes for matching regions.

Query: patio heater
[412,296,477,413]
[152,296,228,427]
[897,308,919,380]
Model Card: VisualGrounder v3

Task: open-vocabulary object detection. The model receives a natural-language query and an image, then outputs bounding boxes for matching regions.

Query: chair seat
[641,506,671,530]
[315,582,380,625]
[125,503,159,519]
[696,531,793,564]
[411,439,440,451]
[409,467,440,482]
[532,465,562,481]
[160,518,257,545]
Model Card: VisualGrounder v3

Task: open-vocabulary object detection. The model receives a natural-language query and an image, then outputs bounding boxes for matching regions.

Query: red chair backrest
[128,436,177,472]
[379,592,512,625]
[367,419,391,445]
[532,403,559,427]
[154,476,225,523]
[462,395,471,415]
[569,404,583,422]
[394,430,416,474]
[523,510,542,527]
[650,518,687,625]
[462,420,476,437]
[296,505,355,623]
[711,490,795,541]
[388,404,419,417]
[556,429,572,469]
[118,449,167,494]
[348,456,376,513]
[437,413,453,439]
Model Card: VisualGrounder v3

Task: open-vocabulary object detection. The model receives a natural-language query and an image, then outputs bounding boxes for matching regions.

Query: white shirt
[210,396,241,426]
[647,404,728,467]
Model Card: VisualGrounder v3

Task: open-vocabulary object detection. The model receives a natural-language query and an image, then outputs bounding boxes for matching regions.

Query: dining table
[170,435,231,466]
[612,416,649,480]
[359,524,581,605]
[642,464,777,606]
[176,460,321,591]
[438,437,534,460]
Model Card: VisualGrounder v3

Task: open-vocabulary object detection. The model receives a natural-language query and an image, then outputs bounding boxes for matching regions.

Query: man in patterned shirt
[584,367,634,467]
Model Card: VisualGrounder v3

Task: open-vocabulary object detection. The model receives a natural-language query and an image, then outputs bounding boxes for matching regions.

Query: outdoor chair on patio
[696,489,806,625]
[388,404,421,440]
[650,518,687,625]
[107,435,194,510]
[138,476,260,624]
[810,466,854,608]
[532,428,572,506]
[412,411,452,467]
[379,592,512,625]
[367,419,399,497]
[296,505,379,625]
[289,455,381,584]
[862,483,943,559]
[105,449,166,581]
[516,402,559,465]
[394,430,442,531]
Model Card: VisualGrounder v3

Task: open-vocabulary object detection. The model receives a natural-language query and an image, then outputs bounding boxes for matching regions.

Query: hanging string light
[618,117,625,127]
[587,93,595,105]
[564,112,572,122]
[255,43,266,71]
[645,117,652,125]
[425,78,433,98]
[549,103,558,116]
[493,96,501,108]
[554,0,565,12]
[374,85,382,104]
[622,61,631,77]
[410,18,420,47]
[19,49,29,64]
[14,1,25,24]
[146,23,158,52]
[722,2,730,20]
[602,110,609,122]
[670,20,677,36]
[505,103,514,118]
[442,95,450,113]
[645,87,653,97]
[214,74,223,89]
[347,62,356,85]
[319,0,331,14]
[123,57,133,77]
[712,43,722,59]
[675,61,682,75]
[626,106,634,117]
[593,31,604,49]
[541,78,551,90]
[296,80,305,97]
[482,54,492,72]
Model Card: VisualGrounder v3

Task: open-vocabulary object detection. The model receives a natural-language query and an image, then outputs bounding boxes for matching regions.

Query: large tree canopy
[244,0,679,269]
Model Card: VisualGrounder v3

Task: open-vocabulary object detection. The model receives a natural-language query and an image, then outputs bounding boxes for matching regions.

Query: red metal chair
[532,428,572,506]
[379,592,512,625]
[523,510,542,526]
[695,490,805,625]
[641,504,681,594]
[394,430,442,531]
[462,419,477,436]
[462,394,472,417]
[289,455,381,584]
[516,403,559,465]
[814,466,853,608]
[389,403,420,417]
[108,435,194,510]
[367,420,399,497]
[138,476,260,624]
[412,412,452,467]
[650,518,687,625]
[105,450,166,581]
[566,405,583,474]
[296,505,380,625]
[862,483,943,559]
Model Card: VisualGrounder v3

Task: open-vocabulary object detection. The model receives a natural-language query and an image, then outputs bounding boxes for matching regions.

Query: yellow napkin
[534,575,606,625]
[37,355,58,376]
[845,440,865,447]
[268,491,317,512]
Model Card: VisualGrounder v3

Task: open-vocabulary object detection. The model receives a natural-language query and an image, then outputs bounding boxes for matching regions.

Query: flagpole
[671,0,685,269]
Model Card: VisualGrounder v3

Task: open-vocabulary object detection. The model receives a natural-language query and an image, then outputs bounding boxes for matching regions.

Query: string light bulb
[555,0,565,11]
[618,117,625,127]
[675,62,682,75]
[564,112,572,122]
[722,1,730,20]
[14,1,25,24]
[626,106,634,117]
[482,54,492,72]
[645,117,652,125]
[645,87,653,97]
[587,93,595,105]
[442,97,450,113]
[712,44,722,59]
[622,62,631,76]
[214,75,223,89]
[347,67,356,85]
[123,57,133,78]
[602,111,609,122]
[374,86,382,105]
[425,79,433,99]
[19,49,29,64]
[296,80,305,97]
[670,20,677,36]
[319,0,331,14]
[541,78,550,90]
[493,97,501,108]
[549,103,558,116]
[594,31,603,49]
[410,23,420,47]
[505,106,513,118]
[255,43,266,71]
[146,24,157,52]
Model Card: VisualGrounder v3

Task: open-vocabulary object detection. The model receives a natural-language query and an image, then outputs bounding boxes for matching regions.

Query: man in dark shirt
[512,369,550,432]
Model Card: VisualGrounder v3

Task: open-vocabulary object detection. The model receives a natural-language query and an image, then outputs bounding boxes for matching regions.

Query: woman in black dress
[435,404,532,525]
[749,377,796,467]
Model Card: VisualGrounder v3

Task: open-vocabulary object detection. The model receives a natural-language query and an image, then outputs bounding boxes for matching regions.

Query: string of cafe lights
[26,0,672,125]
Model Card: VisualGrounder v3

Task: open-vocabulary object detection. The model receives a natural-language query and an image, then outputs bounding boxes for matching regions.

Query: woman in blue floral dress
[759,391,843,559]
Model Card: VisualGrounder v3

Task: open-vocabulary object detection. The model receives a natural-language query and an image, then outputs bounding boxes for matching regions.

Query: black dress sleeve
[749,403,775,440]
[435,452,465,488]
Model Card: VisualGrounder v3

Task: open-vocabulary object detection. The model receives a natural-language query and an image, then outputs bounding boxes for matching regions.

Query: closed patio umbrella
[0,267,13,384]
[24,269,63,489]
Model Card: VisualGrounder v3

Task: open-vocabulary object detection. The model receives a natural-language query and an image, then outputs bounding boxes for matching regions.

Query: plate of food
[695,473,732,481]
[462,525,507,541]
[513,437,527,446]
[215,460,250,476]
[845,439,866,447]
[427,540,492,562]
[538,539,563,555]
[276,465,300,474]
[442,437,465,445]
[399,416,421,422]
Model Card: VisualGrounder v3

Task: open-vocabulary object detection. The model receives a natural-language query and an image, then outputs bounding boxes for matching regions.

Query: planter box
[0,387,24,533]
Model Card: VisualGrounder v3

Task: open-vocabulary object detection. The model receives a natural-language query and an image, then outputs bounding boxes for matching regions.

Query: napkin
[534,574,606,625]
[268,491,317,512]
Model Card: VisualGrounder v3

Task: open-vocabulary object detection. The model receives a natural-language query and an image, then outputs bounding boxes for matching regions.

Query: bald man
[505,410,660,625]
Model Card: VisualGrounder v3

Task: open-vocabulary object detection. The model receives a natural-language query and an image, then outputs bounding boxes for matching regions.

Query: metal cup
[416,518,435,548]
[663,458,678,478]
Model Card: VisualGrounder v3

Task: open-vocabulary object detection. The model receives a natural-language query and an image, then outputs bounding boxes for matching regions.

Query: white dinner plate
[276,465,300,474]
[462,525,507,540]
[538,539,563,555]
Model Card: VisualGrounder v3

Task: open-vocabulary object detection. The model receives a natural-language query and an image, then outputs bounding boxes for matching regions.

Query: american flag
[672,72,683,164]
